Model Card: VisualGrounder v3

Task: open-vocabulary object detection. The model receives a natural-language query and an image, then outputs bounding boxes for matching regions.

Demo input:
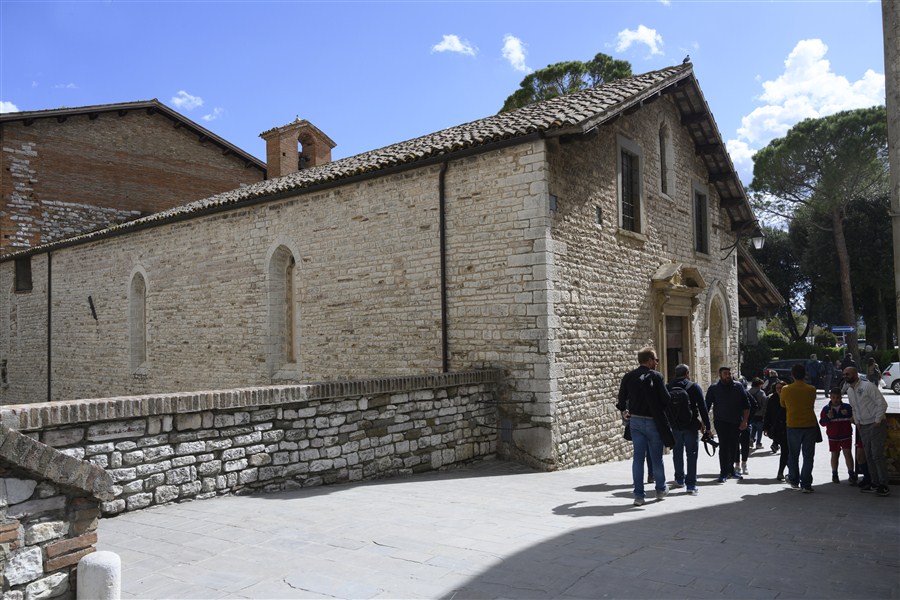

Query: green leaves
[499,53,633,113]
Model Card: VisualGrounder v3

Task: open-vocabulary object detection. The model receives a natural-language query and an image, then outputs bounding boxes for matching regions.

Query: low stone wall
[1,371,501,516]
[1,424,115,599]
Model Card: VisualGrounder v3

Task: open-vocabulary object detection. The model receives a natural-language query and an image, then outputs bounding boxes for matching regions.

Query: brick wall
[0,424,114,599]
[0,111,264,253]
[1,371,499,516]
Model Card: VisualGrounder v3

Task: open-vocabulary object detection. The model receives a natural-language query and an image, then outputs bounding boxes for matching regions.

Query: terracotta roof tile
[3,65,694,257]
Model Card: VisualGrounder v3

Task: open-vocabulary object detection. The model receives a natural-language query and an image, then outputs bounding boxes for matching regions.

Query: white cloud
[0,101,20,113]
[201,107,224,122]
[659,0,672,5]
[727,39,886,180]
[53,83,77,89]
[171,90,204,111]
[431,34,477,57]
[502,34,531,73]
[615,25,663,56]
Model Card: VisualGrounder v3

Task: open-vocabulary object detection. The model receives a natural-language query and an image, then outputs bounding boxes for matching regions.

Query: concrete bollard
[77,551,121,600]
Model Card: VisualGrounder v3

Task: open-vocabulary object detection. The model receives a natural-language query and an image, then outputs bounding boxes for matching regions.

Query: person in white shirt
[843,367,889,497]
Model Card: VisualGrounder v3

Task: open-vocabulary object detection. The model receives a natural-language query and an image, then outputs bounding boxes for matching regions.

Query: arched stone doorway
[709,297,728,383]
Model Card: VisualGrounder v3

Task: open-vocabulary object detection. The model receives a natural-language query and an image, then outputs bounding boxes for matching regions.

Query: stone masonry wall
[0,140,554,470]
[0,112,264,254]
[1,425,114,600]
[546,96,742,468]
[1,371,500,517]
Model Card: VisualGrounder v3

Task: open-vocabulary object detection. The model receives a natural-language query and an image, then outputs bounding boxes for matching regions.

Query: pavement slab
[98,433,899,599]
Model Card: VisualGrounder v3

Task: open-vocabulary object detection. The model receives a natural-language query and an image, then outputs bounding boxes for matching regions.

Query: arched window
[129,272,147,371]
[268,245,298,374]
[659,123,674,197]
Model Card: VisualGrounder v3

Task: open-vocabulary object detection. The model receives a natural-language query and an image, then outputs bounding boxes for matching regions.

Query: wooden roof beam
[695,142,722,155]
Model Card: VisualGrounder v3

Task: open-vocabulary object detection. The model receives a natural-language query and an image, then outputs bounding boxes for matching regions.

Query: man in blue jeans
[617,347,672,506]
[669,364,710,495]
[780,363,818,493]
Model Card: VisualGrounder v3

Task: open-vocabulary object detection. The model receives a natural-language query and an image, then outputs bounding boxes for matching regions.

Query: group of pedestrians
[616,347,891,506]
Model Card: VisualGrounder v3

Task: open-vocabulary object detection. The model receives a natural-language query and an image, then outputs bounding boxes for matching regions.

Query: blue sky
[0,1,886,186]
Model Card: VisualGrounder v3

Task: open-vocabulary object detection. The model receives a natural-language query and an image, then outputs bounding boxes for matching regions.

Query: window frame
[693,182,710,255]
[14,257,33,293]
[128,271,148,374]
[616,135,645,236]
[658,122,675,198]
[267,244,301,379]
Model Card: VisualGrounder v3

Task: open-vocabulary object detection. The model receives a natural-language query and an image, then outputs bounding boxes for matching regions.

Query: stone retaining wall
[1,371,501,516]
[1,424,114,599]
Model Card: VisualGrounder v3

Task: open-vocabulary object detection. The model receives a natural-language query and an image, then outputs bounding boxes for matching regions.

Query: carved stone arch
[705,280,732,384]
[128,265,150,373]
[265,239,301,379]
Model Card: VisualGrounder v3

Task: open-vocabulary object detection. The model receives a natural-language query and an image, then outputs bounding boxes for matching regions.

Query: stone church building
[0,64,774,469]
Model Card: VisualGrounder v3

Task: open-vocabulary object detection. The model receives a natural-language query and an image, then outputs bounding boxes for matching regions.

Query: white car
[881,362,900,395]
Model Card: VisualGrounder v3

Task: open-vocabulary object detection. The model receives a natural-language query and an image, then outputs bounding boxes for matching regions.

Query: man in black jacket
[617,347,671,506]
[669,364,710,495]
[706,366,751,483]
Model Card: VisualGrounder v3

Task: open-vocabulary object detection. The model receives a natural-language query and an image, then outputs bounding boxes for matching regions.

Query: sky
[0,1,887,187]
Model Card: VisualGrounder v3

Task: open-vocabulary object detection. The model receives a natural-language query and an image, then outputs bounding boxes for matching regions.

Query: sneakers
[730,472,743,480]
[670,480,685,489]
[741,462,749,475]
[687,487,699,496]
[656,487,669,500]
[789,481,800,490]
[859,484,875,493]
[755,443,763,449]
[876,486,890,497]
[832,474,840,483]
[716,476,727,483]
[848,473,858,485]
[776,474,785,482]
[801,487,814,494]
[634,496,646,506]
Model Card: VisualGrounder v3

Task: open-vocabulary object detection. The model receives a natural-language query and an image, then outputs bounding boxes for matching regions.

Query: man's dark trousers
[715,420,740,477]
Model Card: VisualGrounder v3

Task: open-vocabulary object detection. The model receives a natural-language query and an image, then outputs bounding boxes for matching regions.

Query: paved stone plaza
[98,432,900,599]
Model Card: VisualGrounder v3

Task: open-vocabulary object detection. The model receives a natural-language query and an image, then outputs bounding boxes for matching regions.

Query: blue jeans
[750,418,764,445]
[786,427,817,489]
[672,428,699,487]
[630,416,666,498]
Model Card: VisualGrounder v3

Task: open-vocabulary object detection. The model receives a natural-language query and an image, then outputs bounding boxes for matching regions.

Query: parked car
[764,358,808,383]
[881,362,900,395]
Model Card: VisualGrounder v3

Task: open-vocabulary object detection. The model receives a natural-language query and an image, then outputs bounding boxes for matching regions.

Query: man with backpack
[667,364,710,495]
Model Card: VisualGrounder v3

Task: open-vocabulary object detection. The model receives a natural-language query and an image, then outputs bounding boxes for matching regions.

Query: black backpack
[666,382,695,430]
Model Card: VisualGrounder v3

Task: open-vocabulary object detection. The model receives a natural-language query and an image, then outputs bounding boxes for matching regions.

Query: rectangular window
[14,257,32,292]
[617,135,644,236]
[694,190,709,254]
[621,149,640,232]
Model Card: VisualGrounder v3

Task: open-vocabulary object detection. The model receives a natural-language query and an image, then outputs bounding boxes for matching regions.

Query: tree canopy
[499,53,632,113]
[750,106,889,357]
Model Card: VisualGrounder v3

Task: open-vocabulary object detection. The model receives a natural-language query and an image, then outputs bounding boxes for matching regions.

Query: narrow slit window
[129,272,147,370]
[694,190,709,254]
